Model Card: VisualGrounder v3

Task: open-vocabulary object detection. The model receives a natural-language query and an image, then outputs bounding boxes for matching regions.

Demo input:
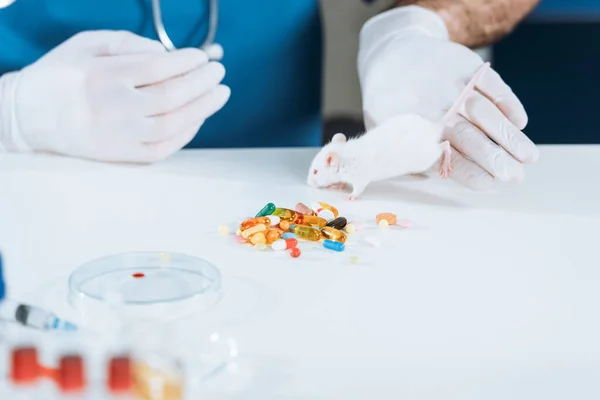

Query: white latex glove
[0,30,230,162]
[358,6,539,190]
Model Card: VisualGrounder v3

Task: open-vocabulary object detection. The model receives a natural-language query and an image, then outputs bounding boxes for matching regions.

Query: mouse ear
[331,133,347,143]
[325,152,340,166]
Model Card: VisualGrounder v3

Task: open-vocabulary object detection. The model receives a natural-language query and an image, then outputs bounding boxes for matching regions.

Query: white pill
[317,209,335,221]
[272,239,286,251]
[269,215,281,226]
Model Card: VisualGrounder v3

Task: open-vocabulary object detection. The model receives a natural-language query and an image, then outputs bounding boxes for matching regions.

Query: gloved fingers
[475,66,528,130]
[445,115,524,182]
[140,84,230,143]
[121,48,209,87]
[65,30,166,56]
[463,91,539,164]
[139,123,201,163]
[447,146,496,191]
[137,61,225,116]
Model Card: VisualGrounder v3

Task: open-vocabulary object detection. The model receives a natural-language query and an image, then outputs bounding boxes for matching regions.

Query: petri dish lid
[68,252,221,327]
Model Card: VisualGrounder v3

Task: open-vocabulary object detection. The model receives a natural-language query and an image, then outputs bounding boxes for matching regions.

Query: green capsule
[272,207,299,221]
[255,203,276,218]
[289,224,322,241]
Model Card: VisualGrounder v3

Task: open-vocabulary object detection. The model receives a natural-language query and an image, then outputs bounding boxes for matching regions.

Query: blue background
[492,0,600,144]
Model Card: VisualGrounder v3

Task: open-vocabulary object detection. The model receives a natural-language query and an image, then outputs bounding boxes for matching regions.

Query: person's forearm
[395,0,541,48]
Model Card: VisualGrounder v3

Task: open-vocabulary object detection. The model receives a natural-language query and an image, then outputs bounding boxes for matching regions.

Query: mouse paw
[439,141,453,179]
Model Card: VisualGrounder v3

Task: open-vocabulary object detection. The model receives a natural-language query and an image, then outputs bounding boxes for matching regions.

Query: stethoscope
[0,0,224,60]
[152,0,224,61]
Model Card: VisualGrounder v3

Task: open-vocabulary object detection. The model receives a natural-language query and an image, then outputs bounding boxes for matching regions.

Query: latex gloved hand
[0,30,230,162]
[358,6,538,190]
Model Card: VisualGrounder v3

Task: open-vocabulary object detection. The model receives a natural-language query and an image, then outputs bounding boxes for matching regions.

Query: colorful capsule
[240,216,280,231]
[326,217,347,230]
[255,203,276,218]
[272,238,298,251]
[295,203,315,215]
[249,231,267,245]
[376,213,397,225]
[316,202,339,218]
[241,224,267,239]
[320,226,347,243]
[323,239,345,252]
[296,214,327,228]
[290,224,322,241]
[272,208,299,221]
[289,247,301,258]
[345,223,356,234]
[265,228,282,244]
[281,232,297,239]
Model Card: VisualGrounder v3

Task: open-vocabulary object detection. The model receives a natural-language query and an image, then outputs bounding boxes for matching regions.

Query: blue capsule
[282,232,297,239]
[323,239,345,252]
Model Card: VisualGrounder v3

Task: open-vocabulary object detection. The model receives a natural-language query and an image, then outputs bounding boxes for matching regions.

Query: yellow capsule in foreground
[290,224,322,241]
[321,226,347,243]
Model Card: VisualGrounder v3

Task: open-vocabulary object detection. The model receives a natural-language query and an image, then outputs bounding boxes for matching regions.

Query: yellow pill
[279,220,291,231]
[349,256,359,264]
[218,224,229,235]
[241,224,267,239]
[378,219,389,228]
[160,253,170,262]
[249,231,267,245]
[321,226,347,243]
[318,202,339,219]
[256,243,267,251]
[345,223,356,234]
[236,228,242,236]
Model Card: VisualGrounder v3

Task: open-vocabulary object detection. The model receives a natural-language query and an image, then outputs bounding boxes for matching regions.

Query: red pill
[289,247,301,258]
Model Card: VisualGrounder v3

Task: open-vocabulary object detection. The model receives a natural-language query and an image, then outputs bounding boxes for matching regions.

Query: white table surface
[0,145,599,399]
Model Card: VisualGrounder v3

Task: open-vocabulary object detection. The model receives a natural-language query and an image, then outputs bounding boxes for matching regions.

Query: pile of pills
[221,203,414,260]
[230,202,355,258]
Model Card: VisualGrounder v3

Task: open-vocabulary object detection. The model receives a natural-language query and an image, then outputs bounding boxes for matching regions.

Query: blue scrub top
[0,1,323,148]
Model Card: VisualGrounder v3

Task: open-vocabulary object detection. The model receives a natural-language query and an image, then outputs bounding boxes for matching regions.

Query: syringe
[0,298,78,331]
[0,252,78,332]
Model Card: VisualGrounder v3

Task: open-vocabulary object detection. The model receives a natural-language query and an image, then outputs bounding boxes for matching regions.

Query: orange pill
[265,229,281,244]
[249,231,267,245]
[376,213,397,225]
[279,220,291,231]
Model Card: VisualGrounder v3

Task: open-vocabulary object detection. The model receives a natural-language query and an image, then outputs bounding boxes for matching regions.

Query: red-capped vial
[58,355,86,393]
[10,346,39,384]
[107,356,133,393]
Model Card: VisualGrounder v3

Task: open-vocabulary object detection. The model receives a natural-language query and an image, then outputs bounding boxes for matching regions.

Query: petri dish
[68,252,222,326]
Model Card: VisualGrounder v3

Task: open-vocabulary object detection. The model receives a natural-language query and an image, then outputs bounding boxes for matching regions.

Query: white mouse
[307,62,491,200]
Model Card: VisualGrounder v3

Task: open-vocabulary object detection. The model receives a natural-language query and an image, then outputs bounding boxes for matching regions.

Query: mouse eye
[313,169,318,175]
